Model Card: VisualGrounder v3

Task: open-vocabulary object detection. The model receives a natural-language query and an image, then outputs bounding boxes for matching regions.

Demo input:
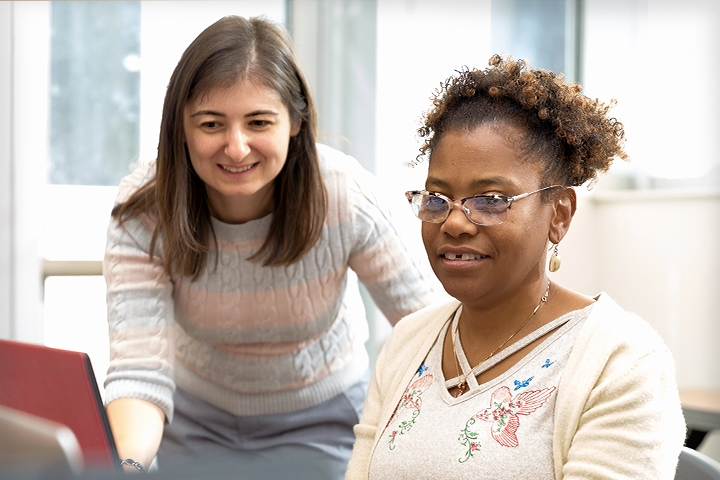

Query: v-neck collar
[435,304,592,405]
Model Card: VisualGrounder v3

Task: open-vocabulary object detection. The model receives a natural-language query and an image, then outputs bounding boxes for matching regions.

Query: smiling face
[421,124,558,307]
[183,78,299,223]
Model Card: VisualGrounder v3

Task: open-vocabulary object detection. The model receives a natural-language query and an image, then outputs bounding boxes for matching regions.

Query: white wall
[0,2,12,338]
[597,193,720,390]
[557,191,720,460]
[557,192,720,390]
[11,1,46,343]
[580,0,720,386]
[582,0,720,182]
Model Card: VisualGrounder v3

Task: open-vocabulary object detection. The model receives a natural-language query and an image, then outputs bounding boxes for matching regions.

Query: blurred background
[1,0,718,461]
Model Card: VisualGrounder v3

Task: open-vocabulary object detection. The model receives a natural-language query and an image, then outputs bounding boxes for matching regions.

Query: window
[50,2,141,186]
[491,0,578,79]
[10,1,285,391]
[583,0,720,189]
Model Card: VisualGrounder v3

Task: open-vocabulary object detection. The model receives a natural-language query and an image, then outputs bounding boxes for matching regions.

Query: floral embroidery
[513,376,533,390]
[458,385,556,461]
[541,358,554,368]
[458,416,482,463]
[387,363,434,450]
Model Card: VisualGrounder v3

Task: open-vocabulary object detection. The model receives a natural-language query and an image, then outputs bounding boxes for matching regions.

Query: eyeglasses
[405,185,564,226]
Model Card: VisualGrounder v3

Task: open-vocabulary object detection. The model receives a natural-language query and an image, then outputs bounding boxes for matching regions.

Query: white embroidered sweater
[347,293,687,480]
[103,144,437,421]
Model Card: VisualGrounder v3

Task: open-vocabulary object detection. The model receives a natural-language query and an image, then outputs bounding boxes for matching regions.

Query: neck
[458,276,551,352]
[207,184,274,224]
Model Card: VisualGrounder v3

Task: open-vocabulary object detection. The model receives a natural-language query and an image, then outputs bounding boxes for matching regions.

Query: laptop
[0,339,120,471]
[0,403,84,474]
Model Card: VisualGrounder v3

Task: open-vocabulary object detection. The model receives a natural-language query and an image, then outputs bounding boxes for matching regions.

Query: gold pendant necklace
[451,281,551,396]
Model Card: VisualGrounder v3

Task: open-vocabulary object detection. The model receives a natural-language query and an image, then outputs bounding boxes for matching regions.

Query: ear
[290,117,301,137]
[548,187,576,244]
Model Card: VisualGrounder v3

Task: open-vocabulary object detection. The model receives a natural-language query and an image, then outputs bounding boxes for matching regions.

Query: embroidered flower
[458,417,482,463]
[387,363,433,450]
[541,358,554,368]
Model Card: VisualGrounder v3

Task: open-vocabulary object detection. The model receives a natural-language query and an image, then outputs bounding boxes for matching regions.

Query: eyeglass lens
[411,193,509,225]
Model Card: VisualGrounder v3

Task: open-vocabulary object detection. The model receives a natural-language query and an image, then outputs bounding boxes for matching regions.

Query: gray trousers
[157,379,367,480]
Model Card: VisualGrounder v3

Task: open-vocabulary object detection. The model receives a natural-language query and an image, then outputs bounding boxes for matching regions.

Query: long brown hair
[112,16,327,278]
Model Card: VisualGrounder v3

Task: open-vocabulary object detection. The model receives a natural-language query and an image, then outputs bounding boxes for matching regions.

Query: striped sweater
[103,144,437,421]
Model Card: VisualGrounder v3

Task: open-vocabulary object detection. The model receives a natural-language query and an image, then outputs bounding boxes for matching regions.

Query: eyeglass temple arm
[508,185,565,205]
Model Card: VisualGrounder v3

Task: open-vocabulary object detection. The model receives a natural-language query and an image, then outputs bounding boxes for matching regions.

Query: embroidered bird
[541,358,554,368]
[417,363,429,377]
[473,385,556,447]
[513,376,534,390]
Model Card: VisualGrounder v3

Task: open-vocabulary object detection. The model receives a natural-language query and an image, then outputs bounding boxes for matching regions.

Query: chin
[438,280,488,304]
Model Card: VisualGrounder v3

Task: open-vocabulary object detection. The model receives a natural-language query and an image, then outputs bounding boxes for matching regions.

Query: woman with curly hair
[346,55,685,479]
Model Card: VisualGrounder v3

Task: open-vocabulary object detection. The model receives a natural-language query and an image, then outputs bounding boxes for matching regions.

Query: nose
[224,127,251,161]
[440,203,478,238]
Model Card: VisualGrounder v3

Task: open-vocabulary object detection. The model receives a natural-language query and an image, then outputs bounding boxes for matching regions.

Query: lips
[435,247,491,272]
[437,247,490,260]
[441,252,488,261]
[218,162,258,174]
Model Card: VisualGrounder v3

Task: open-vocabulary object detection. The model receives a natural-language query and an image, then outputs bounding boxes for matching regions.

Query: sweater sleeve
[102,167,176,422]
[345,161,437,324]
[561,347,686,480]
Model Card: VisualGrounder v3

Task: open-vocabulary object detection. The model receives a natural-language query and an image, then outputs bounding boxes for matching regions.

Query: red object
[0,339,119,469]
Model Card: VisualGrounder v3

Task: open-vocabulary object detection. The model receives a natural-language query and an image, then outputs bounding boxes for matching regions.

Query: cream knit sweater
[347,293,686,480]
[103,144,437,421]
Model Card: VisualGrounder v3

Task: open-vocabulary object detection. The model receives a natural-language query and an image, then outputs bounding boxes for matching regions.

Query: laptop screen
[0,339,120,470]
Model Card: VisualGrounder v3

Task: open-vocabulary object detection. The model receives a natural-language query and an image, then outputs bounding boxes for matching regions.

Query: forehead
[187,78,286,112]
[427,124,543,192]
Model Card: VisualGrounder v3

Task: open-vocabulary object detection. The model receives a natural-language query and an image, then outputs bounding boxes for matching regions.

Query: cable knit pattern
[103,144,437,421]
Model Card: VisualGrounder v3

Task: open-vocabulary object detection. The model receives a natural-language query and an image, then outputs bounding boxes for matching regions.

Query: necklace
[451,281,551,396]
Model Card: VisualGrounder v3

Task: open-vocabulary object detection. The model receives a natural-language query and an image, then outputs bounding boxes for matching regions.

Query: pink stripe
[174,274,345,334]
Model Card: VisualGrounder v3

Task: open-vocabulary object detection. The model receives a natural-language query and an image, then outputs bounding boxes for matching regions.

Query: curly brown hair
[418,55,627,186]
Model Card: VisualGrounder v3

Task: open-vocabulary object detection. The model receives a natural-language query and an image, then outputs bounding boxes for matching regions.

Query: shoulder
[372,297,458,396]
[316,143,376,193]
[581,293,670,357]
[116,161,156,204]
[554,294,685,479]
[564,292,676,389]
[559,292,681,415]
[316,143,367,175]
[381,298,459,359]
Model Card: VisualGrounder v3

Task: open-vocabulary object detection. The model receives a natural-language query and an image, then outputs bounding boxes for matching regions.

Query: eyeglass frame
[404,185,566,226]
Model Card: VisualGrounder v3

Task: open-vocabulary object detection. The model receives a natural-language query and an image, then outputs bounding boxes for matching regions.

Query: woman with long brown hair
[103,16,435,478]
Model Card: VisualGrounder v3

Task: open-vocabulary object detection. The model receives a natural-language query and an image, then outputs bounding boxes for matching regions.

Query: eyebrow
[425,176,518,191]
[189,109,279,118]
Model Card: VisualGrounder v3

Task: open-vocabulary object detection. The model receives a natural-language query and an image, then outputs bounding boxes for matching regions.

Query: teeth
[443,253,485,261]
[221,163,255,173]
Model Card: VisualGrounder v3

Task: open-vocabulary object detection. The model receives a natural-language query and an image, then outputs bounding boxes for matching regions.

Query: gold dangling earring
[549,244,561,272]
